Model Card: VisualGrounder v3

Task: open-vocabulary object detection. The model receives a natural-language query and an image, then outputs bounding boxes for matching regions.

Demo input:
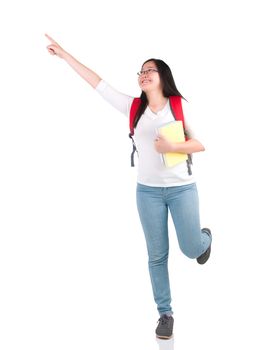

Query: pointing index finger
[45,33,57,44]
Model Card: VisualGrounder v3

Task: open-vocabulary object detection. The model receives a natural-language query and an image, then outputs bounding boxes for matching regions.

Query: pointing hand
[45,34,66,58]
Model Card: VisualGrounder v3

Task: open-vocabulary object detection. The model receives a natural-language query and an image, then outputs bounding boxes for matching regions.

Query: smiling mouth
[142,79,151,84]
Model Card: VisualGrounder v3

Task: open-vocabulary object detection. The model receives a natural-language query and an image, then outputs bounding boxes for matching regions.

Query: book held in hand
[157,120,188,168]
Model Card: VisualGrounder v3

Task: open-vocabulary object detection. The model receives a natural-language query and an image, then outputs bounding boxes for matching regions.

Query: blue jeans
[136,182,211,316]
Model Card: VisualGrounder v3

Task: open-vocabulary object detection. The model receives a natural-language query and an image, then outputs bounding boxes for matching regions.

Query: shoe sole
[197,245,211,264]
[197,228,212,264]
[156,334,173,339]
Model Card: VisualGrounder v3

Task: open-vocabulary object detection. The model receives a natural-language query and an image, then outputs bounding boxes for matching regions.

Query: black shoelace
[158,315,171,326]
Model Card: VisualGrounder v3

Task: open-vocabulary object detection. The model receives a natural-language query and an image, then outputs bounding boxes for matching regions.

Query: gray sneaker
[197,228,212,264]
[155,315,174,339]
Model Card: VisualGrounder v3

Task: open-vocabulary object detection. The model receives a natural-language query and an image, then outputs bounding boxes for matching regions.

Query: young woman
[45,34,212,340]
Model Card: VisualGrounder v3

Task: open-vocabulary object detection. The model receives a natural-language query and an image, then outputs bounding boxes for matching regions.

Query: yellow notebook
[157,121,188,167]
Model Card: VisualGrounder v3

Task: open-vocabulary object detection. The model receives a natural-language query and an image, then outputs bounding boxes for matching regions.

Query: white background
[0,0,261,349]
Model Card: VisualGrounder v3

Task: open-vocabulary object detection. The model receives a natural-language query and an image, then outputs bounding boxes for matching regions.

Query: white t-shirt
[96,80,201,187]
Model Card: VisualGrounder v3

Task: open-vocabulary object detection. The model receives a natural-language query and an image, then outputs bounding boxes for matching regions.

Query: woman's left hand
[154,135,175,153]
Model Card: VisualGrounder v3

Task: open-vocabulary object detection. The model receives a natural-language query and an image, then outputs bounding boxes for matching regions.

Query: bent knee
[179,246,200,259]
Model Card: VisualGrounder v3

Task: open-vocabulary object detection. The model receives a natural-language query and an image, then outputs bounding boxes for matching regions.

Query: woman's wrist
[61,50,71,60]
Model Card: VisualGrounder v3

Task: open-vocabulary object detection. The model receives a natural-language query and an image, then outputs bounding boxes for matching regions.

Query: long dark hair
[134,58,186,128]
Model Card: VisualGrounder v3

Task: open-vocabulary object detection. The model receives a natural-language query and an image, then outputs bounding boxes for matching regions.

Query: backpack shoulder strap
[169,95,189,141]
[129,97,141,167]
[129,97,141,136]
[169,95,185,128]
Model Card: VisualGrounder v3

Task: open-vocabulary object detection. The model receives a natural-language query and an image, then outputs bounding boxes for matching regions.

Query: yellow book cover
[157,121,188,167]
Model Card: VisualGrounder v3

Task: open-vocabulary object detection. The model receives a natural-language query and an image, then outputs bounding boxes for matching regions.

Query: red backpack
[129,96,192,174]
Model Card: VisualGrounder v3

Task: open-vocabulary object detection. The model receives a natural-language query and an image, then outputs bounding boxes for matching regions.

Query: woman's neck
[147,91,168,113]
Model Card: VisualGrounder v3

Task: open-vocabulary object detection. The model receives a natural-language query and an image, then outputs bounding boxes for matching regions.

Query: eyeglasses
[137,68,158,76]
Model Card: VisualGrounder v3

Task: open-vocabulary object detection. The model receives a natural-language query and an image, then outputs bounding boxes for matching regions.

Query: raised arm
[45,34,102,88]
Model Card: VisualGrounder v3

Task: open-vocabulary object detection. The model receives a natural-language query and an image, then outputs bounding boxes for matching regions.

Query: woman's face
[138,61,162,93]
